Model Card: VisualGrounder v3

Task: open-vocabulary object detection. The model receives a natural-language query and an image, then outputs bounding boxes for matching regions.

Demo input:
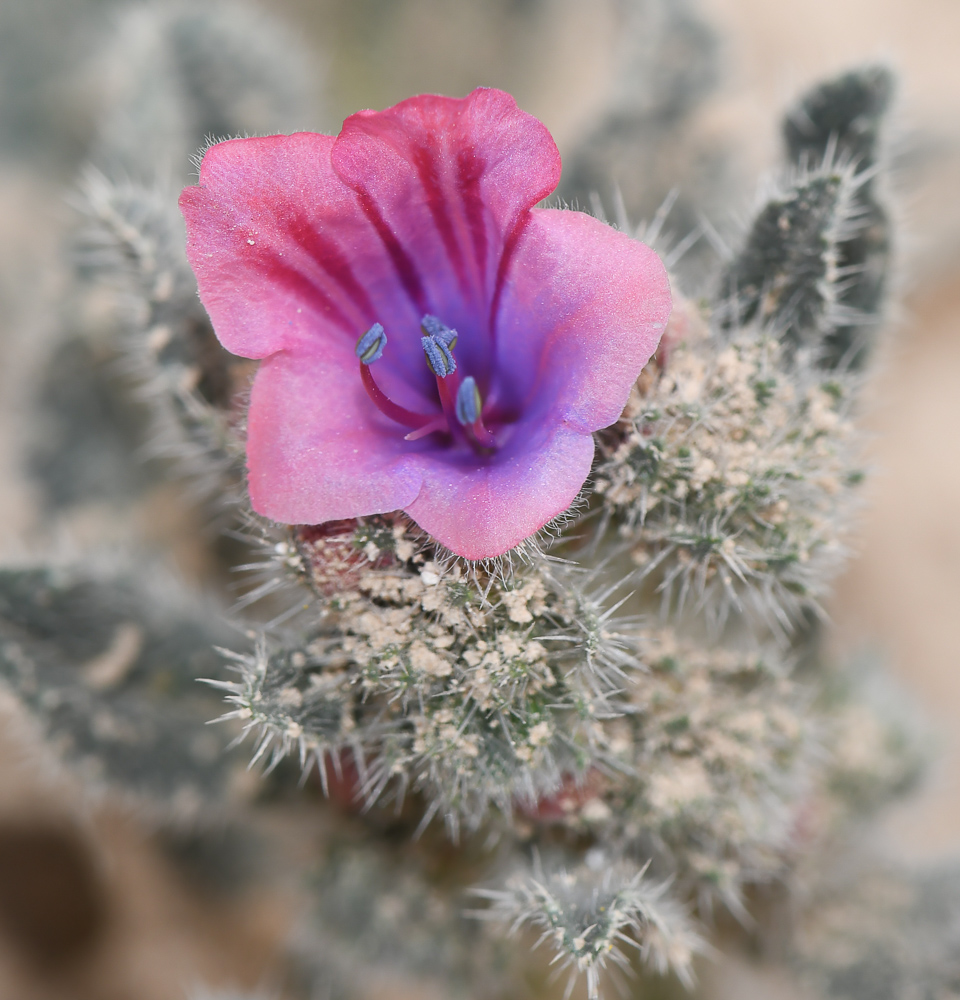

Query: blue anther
[355,323,387,364]
[421,314,458,350]
[421,334,457,377]
[455,377,482,426]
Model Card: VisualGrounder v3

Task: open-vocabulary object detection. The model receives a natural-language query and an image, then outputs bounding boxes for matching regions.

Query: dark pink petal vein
[180,88,672,560]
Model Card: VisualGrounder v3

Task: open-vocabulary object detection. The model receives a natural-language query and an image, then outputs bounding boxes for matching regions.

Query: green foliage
[295,829,508,1000]
[76,170,247,506]
[474,858,706,999]
[792,860,960,1000]
[0,564,245,816]
[216,516,637,837]
[559,0,732,290]
[783,66,893,173]
[94,0,317,181]
[617,631,810,914]
[14,13,915,996]
[721,66,894,368]
[595,316,862,633]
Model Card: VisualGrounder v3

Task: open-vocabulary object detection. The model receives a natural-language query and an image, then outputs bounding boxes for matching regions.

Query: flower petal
[182,134,359,357]
[403,424,595,560]
[182,92,673,563]
[492,209,672,431]
[180,133,433,397]
[331,88,561,381]
[246,352,425,523]
[246,348,594,559]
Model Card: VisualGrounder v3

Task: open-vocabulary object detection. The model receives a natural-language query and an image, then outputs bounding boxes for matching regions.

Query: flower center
[356,316,497,453]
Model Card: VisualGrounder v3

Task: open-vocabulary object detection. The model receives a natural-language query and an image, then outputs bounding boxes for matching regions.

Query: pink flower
[180,88,670,559]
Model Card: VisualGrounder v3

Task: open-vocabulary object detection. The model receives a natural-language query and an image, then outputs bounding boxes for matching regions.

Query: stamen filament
[359,362,436,430]
[435,368,462,432]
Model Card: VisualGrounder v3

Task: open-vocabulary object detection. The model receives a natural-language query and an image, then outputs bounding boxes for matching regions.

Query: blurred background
[0,0,957,997]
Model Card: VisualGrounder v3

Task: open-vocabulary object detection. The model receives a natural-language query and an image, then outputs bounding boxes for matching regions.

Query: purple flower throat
[356,314,498,454]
